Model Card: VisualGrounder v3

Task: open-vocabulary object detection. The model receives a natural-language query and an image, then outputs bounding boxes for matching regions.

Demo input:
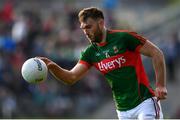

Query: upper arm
[123,31,163,57]
[71,45,92,82]
[139,40,163,57]
[70,62,91,83]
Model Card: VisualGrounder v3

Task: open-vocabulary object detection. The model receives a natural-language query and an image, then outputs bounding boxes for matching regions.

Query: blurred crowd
[0,0,180,119]
[0,0,114,118]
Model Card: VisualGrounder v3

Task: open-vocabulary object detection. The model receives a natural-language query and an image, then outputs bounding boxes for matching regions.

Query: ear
[98,19,104,28]
[98,19,104,26]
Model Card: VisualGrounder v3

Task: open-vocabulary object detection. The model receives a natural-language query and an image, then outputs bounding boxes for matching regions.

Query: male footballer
[39,7,167,119]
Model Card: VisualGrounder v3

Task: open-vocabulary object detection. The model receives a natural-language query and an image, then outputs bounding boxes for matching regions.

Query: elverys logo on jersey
[94,55,126,74]
[93,51,138,74]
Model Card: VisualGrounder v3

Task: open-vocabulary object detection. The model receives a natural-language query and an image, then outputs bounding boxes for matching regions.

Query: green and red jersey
[79,30,155,111]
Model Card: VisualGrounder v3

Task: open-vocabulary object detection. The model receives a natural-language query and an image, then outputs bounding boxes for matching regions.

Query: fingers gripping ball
[21,58,48,84]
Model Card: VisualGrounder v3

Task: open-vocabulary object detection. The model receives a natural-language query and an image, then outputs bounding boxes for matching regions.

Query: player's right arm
[38,57,90,85]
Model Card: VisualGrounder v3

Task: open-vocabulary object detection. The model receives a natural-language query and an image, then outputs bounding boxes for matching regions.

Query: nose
[83,29,89,35]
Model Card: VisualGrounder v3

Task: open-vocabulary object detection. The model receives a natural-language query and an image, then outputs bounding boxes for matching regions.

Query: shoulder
[107,29,136,41]
[81,44,95,55]
[80,44,95,62]
[107,29,135,37]
[83,44,94,51]
[108,29,144,40]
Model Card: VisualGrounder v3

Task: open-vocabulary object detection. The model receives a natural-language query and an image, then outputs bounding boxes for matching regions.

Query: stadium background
[0,0,180,119]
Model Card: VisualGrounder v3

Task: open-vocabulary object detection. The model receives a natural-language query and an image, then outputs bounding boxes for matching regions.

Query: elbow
[65,75,79,86]
[158,49,165,60]
[65,81,75,86]
[159,49,164,56]
[153,49,165,62]
[63,79,76,86]
[66,80,77,86]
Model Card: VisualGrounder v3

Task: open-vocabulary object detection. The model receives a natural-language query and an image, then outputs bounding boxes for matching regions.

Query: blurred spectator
[12,15,28,43]
[103,0,118,28]
[0,86,17,118]
[161,32,179,82]
[0,1,14,23]
[0,0,14,31]
[22,10,43,57]
[173,106,180,118]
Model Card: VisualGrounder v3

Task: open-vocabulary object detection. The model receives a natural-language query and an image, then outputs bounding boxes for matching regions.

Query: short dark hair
[78,7,104,22]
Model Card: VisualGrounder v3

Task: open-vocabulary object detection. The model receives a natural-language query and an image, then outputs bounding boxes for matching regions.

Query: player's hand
[36,57,52,66]
[155,85,167,101]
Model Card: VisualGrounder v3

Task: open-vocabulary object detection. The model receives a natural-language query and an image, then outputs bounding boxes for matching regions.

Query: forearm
[139,40,167,99]
[152,50,166,87]
[47,62,76,85]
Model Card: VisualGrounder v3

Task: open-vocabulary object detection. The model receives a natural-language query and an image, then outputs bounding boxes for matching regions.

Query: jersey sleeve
[124,32,147,52]
[79,47,92,68]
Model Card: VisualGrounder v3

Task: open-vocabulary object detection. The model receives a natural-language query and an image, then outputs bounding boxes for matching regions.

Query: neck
[100,27,107,43]
[96,27,107,46]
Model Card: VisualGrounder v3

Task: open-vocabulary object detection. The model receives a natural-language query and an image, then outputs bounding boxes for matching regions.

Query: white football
[21,58,48,84]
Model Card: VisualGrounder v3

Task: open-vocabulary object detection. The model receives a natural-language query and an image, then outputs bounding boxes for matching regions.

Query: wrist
[156,82,166,87]
[47,62,55,69]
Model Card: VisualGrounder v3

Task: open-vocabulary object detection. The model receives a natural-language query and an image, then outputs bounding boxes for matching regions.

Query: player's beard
[88,25,103,43]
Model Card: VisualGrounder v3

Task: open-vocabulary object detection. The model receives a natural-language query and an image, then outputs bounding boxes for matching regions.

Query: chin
[88,37,99,43]
[91,39,99,43]
[90,40,95,43]
[88,38,95,43]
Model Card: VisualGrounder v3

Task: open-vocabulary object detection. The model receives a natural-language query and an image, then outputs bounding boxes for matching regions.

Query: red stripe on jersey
[135,54,155,96]
[78,60,91,68]
[135,44,143,52]
[97,42,107,46]
[108,29,130,34]
[127,32,147,44]
[108,29,147,45]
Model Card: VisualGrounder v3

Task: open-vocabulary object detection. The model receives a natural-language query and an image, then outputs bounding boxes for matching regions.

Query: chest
[91,40,139,74]
[93,40,126,60]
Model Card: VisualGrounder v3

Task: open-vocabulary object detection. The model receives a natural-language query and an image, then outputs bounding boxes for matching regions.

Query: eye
[85,25,92,29]
[80,24,92,30]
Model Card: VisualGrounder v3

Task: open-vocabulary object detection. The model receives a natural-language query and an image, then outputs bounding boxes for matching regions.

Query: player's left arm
[139,40,167,100]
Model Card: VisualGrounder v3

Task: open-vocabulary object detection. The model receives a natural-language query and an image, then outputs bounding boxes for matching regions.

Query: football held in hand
[21,58,48,84]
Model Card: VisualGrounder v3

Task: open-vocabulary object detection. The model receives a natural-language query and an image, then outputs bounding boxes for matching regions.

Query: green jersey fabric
[79,30,155,111]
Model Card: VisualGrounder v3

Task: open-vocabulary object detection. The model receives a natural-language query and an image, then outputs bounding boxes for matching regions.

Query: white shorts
[116,97,163,120]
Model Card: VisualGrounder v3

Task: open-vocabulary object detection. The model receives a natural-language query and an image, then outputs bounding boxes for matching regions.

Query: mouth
[86,34,93,39]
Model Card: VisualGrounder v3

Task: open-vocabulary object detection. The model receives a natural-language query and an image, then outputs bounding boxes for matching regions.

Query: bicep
[70,63,90,81]
[139,40,163,57]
